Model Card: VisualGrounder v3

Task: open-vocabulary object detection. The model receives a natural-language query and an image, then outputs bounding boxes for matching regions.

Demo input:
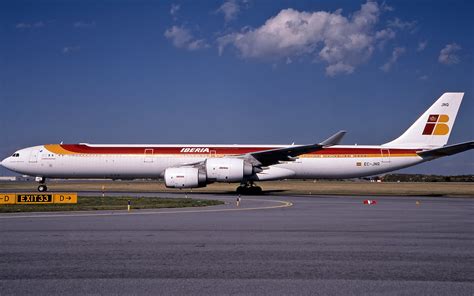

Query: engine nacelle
[206,158,253,182]
[164,167,206,188]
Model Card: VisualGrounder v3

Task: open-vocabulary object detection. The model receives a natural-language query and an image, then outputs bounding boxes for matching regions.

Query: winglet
[320,130,346,146]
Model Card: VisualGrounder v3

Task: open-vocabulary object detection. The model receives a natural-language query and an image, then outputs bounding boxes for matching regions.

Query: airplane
[1,92,472,194]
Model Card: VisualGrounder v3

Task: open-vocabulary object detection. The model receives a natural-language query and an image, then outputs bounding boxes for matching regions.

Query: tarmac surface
[0,193,473,295]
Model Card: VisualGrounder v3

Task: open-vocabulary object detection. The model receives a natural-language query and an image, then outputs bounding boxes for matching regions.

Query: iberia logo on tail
[422,114,449,135]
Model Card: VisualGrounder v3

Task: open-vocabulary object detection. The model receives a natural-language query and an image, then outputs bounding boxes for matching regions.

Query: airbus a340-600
[2,93,472,194]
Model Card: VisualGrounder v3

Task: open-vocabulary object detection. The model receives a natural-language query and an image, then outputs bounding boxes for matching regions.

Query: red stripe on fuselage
[59,145,418,156]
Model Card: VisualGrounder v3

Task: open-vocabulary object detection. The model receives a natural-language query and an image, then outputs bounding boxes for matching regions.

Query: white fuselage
[1,144,424,181]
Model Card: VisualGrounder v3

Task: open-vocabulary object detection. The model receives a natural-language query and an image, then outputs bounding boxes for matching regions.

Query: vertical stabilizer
[383,92,464,148]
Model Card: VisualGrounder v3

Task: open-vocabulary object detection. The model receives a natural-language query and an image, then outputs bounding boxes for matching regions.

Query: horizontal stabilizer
[417,141,474,159]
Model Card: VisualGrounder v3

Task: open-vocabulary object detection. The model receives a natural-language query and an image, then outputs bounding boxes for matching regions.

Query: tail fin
[383,92,464,148]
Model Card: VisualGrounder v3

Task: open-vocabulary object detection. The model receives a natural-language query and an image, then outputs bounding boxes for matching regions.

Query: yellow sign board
[0,193,78,205]
[53,193,77,204]
[0,194,16,204]
[17,194,53,204]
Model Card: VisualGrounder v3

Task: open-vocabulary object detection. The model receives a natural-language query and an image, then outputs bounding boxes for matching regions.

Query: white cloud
[417,40,427,52]
[164,26,209,51]
[380,46,406,72]
[15,23,29,28]
[217,0,240,22]
[438,43,461,65]
[188,39,209,51]
[170,4,180,19]
[217,1,389,76]
[375,28,395,40]
[419,75,428,80]
[74,21,96,28]
[165,26,192,47]
[375,28,396,48]
[381,2,394,12]
[16,21,44,29]
[62,46,80,54]
[326,62,355,76]
[387,17,416,30]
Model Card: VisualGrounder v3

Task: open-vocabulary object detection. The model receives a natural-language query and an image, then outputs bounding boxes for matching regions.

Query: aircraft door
[209,150,216,158]
[144,149,154,163]
[29,149,39,163]
[381,148,391,163]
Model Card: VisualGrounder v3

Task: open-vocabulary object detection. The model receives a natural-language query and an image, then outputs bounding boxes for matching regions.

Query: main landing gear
[236,181,263,195]
[36,177,48,192]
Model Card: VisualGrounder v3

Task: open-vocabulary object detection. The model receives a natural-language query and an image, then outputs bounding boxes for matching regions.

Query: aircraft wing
[247,131,346,167]
[417,141,474,159]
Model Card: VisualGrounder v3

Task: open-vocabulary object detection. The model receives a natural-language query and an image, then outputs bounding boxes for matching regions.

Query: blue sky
[0,0,473,175]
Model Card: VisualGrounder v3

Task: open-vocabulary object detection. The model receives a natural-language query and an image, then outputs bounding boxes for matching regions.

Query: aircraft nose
[1,157,9,169]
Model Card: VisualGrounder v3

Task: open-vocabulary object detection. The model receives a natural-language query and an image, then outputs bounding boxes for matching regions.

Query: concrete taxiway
[0,194,472,295]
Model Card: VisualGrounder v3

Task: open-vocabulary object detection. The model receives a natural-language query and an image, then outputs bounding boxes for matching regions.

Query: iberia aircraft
[1,93,473,194]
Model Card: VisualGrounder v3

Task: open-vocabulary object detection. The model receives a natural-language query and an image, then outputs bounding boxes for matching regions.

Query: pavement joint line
[0,199,293,219]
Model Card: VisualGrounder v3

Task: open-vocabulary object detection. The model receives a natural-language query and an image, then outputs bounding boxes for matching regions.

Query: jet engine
[205,158,254,182]
[164,167,206,188]
[164,158,256,188]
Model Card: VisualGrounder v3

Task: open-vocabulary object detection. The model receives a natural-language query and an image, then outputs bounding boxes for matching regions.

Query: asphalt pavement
[0,194,472,295]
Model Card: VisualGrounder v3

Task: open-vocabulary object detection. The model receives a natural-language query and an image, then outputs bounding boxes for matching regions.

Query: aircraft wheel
[236,186,244,195]
[38,185,48,192]
[252,186,263,195]
[236,185,263,195]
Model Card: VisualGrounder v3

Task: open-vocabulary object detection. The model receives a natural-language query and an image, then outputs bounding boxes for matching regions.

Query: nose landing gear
[36,177,48,192]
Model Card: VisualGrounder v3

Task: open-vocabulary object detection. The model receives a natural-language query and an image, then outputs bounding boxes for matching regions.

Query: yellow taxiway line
[0,198,293,219]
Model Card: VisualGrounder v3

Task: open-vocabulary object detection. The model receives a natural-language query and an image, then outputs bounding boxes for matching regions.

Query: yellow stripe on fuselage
[299,153,418,158]
[44,144,78,155]
[41,145,419,159]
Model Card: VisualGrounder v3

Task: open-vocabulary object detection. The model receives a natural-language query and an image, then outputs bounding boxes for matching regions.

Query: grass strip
[0,196,224,213]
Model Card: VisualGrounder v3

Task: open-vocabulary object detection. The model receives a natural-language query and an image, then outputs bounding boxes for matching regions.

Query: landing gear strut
[236,181,262,195]
[36,177,48,192]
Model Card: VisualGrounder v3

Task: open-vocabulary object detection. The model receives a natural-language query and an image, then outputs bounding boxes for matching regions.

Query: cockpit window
[12,153,20,157]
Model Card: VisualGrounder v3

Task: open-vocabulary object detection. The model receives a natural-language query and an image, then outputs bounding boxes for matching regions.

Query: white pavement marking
[0,199,293,219]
